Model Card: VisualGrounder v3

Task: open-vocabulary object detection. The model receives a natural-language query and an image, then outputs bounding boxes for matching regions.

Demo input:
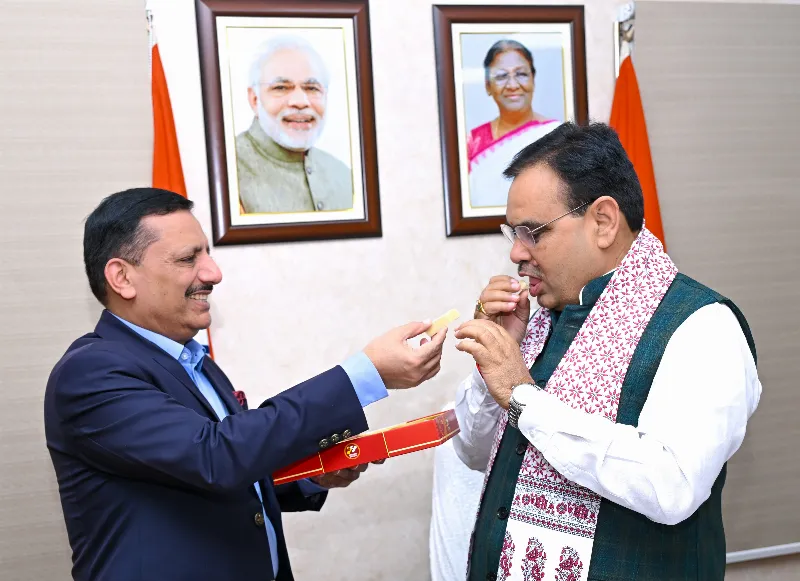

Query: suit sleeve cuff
[297,478,329,495]
[341,351,388,408]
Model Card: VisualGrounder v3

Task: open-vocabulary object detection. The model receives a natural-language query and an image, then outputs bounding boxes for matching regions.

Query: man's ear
[105,258,137,301]
[590,196,622,250]
[247,87,259,115]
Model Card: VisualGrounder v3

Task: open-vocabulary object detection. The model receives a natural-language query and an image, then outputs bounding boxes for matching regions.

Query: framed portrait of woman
[433,5,588,236]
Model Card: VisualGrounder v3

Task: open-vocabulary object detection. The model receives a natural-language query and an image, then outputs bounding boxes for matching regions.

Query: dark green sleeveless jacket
[468,273,756,581]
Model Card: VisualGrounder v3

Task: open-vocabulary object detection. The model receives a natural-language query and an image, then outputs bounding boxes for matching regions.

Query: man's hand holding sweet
[474,275,530,345]
[363,321,446,389]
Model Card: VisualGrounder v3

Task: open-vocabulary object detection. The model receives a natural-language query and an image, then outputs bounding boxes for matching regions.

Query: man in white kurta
[452,122,761,581]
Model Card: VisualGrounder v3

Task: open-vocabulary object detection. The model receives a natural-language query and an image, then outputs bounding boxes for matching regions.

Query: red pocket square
[233,390,248,408]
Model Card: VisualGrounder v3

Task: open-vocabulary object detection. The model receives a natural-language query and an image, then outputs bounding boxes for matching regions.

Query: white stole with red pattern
[483,227,677,581]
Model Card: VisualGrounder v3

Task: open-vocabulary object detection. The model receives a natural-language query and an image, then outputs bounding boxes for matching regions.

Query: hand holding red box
[273,408,460,485]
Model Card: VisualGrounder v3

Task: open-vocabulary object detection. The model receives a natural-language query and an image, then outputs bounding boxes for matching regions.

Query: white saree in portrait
[467,119,561,209]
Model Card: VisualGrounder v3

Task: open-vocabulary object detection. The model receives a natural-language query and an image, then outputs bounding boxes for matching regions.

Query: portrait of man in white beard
[234,35,355,214]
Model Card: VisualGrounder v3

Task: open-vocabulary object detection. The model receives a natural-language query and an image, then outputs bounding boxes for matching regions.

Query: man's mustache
[185,284,214,297]
[278,108,320,123]
[518,263,543,279]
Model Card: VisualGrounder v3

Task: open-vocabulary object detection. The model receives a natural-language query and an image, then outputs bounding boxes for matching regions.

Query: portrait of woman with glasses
[435,9,587,235]
[466,39,562,209]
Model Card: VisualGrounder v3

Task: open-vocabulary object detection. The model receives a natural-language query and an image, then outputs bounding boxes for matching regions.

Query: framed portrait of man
[196,0,381,245]
[433,5,588,236]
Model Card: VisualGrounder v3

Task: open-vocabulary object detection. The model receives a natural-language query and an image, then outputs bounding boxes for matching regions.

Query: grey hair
[247,35,330,91]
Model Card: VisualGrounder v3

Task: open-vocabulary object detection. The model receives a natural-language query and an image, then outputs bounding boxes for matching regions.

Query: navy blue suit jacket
[44,310,369,581]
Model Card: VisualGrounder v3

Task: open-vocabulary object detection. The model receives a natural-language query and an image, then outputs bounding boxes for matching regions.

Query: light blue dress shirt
[112,315,387,578]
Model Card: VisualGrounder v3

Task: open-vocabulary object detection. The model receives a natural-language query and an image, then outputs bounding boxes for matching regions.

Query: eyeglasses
[489,70,532,87]
[500,201,591,249]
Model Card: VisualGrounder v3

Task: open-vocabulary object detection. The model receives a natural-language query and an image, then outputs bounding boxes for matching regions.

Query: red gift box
[272,408,460,485]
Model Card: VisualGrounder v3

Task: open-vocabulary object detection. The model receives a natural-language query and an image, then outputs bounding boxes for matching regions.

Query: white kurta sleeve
[452,365,504,472]
[516,303,761,525]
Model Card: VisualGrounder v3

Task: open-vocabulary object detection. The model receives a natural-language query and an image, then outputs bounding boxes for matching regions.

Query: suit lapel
[94,310,219,420]
[201,356,265,502]
[152,356,219,419]
[202,358,243,414]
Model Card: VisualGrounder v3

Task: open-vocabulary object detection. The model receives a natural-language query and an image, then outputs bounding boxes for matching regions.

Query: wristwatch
[508,382,543,428]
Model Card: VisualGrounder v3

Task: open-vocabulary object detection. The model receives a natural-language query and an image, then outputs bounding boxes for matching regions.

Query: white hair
[247,35,330,91]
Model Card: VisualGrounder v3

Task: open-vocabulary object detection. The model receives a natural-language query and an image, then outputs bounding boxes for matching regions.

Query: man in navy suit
[44,188,447,581]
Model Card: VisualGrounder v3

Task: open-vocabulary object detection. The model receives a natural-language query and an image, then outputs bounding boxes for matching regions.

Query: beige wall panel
[636,1,800,555]
[0,1,152,579]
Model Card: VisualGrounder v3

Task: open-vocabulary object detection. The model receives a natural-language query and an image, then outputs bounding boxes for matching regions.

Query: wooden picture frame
[432,5,588,237]
[196,0,381,245]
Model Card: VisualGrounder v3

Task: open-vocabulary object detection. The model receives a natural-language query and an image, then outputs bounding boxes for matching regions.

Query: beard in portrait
[235,35,354,214]
[466,39,561,209]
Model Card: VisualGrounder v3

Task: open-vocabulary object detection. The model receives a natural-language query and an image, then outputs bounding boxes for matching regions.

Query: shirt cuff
[341,351,389,408]
[297,478,328,496]
[467,365,492,410]
[515,387,556,451]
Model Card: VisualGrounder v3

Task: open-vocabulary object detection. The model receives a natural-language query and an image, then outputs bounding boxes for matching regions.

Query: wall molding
[727,542,800,564]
